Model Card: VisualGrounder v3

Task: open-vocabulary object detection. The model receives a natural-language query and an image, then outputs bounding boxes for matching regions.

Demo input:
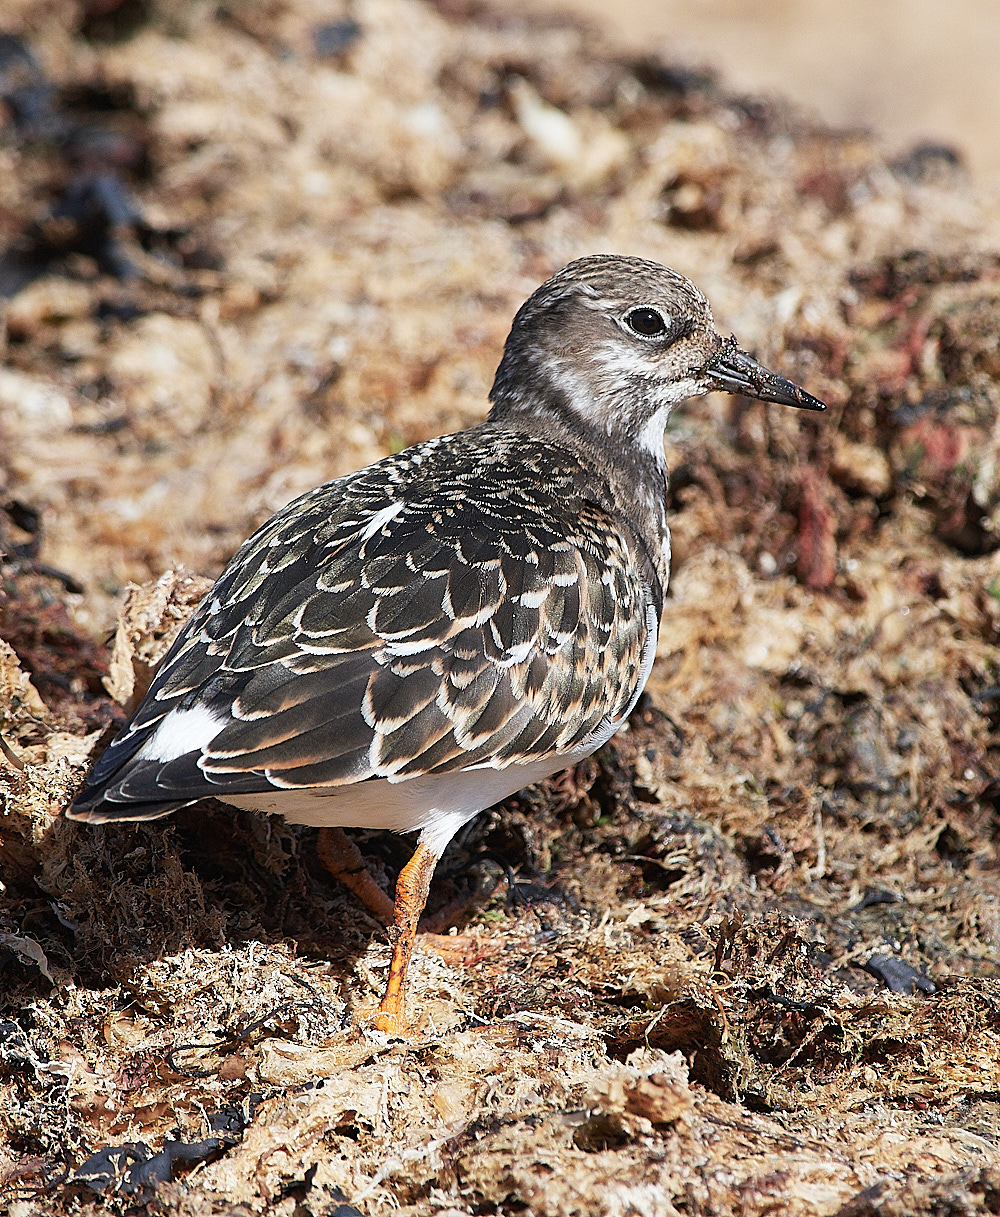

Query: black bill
[702,337,826,411]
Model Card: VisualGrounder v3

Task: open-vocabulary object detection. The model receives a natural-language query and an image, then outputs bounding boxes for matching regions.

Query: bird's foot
[419,870,507,935]
[413,931,480,966]
[366,1005,409,1037]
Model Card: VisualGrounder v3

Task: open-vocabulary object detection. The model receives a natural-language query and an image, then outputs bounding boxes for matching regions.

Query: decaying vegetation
[1,1,999,1213]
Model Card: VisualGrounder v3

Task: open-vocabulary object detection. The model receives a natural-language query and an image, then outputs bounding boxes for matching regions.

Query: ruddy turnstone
[68,254,825,1033]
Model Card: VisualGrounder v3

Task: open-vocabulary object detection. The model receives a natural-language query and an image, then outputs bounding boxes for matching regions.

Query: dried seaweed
[1,0,1000,1213]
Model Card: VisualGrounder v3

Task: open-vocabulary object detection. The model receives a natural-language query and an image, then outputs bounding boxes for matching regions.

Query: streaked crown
[488,253,824,449]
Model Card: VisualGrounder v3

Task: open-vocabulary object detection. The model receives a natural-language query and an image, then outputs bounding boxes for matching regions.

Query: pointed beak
[701,337,826,411]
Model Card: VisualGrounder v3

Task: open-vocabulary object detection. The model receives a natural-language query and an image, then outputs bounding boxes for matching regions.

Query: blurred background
[3,4,1000,1209]
[513,0,1000,182]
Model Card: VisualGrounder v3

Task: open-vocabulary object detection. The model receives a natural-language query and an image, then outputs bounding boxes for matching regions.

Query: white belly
[224,604,659,856]
[222,752,568,854]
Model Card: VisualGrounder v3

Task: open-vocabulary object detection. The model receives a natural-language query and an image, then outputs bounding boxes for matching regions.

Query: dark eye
[624,307,669,338]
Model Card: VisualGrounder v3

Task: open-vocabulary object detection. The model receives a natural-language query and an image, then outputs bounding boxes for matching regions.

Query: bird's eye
[624,307,669,338]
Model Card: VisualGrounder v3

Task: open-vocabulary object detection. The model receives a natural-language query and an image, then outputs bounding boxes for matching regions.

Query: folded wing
[70,441,654,822]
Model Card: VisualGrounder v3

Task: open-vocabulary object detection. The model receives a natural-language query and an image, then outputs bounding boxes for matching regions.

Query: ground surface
[513,0,1000,183]
[1,2,999,1215]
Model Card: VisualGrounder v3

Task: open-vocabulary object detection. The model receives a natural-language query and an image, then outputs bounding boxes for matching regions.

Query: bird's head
[488,253,825,455]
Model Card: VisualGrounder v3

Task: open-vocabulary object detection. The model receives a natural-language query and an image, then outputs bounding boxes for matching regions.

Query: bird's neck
[488,371,672,596]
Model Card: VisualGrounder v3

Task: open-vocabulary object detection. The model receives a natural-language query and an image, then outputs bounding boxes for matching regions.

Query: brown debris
[2,0,1000,1213]
[103,568,214,712]
[795,466,838,589]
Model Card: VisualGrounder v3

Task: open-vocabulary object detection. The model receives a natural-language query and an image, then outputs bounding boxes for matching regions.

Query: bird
[68,254,825,1034]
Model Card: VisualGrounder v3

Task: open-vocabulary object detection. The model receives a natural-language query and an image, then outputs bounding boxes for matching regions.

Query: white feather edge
[226,600,659,857]
[131,599,659,862]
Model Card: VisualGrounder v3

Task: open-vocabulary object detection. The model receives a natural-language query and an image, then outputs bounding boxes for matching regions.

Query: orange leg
[316,827,396,925]
[316,829,483,1025]
[370,841,439,1035]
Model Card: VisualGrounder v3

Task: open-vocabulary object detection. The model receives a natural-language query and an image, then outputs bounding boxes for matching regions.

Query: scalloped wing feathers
[71,428,660,820]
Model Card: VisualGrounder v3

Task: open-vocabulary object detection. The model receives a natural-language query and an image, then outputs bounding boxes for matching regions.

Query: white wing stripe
[134,705,227,763]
